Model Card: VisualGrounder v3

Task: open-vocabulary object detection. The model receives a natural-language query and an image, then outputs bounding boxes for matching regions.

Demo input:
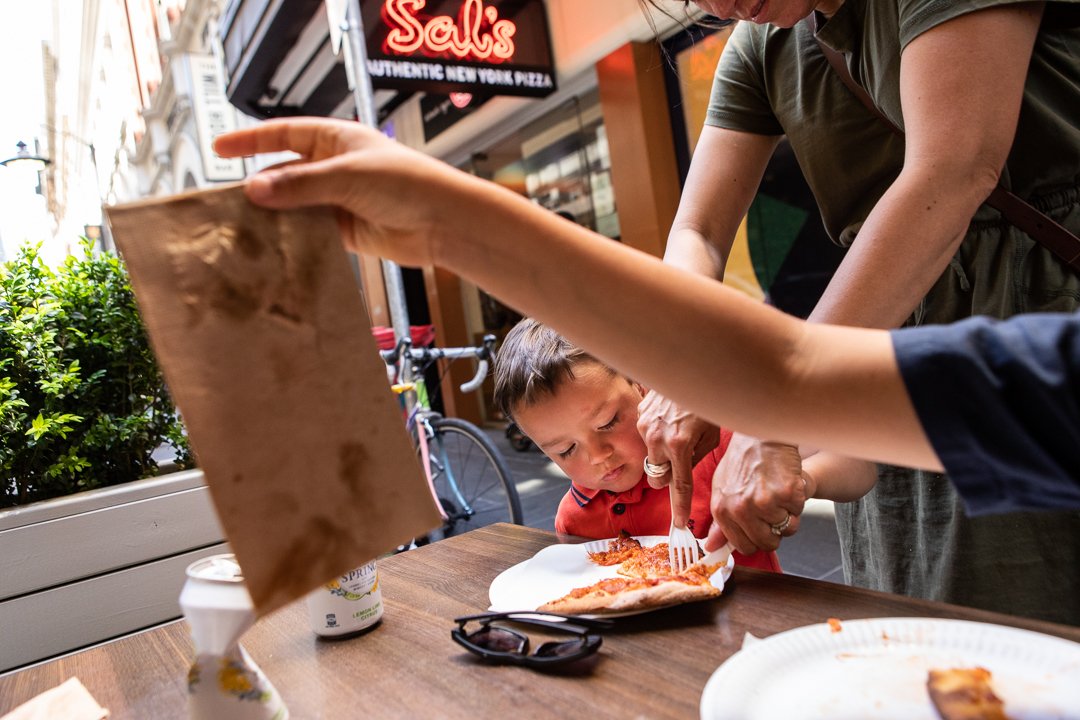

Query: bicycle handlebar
[458,359,489,394]
[380,334,497,394]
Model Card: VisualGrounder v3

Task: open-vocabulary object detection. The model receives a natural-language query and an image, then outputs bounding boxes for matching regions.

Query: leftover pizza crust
[927,667,1011,720]
[538,531,722,615]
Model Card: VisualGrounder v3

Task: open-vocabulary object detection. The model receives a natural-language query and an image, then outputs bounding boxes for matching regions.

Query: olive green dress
[705,0,1080,624]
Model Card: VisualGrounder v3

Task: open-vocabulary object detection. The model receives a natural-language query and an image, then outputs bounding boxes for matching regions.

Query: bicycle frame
[383,333,500,530]
[409,407,472,524]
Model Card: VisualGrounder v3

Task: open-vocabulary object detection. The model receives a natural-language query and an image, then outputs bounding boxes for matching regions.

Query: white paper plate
[489,535,733,618]
[700,617,1080,720]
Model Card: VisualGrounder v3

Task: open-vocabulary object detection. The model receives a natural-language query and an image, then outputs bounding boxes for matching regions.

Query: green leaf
[27,413,48,440]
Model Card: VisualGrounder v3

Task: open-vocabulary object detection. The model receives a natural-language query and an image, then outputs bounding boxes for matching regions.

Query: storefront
[218,0,677,422]
[376,3,701,423]
[218,0,839,425]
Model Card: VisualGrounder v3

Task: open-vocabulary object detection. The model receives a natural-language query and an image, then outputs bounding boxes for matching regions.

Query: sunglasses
[451,612,614,668]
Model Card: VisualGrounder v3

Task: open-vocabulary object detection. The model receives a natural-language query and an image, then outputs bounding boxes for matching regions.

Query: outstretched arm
[214,120,938,471]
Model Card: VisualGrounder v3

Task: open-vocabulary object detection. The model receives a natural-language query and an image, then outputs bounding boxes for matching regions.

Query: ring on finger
[643,458,671,478]
[769,512,792,536]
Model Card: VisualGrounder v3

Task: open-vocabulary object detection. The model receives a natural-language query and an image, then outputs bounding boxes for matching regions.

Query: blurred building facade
[134,0,246,195]
[36,0,168,255]
[6,0,241,257]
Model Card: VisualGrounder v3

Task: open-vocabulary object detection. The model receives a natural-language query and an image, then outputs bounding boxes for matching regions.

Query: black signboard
[420,92,493,142]
[363,0,557,98]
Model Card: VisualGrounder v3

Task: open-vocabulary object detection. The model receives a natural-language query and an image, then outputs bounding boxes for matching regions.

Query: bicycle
[380,333,523,543]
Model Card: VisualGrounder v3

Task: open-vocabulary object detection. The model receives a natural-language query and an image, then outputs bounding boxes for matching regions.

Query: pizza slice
[927,667,1011,720]
[587,529,702,578]
[586,530,644,566]
[615,541,677,578]
[538,560,723,615]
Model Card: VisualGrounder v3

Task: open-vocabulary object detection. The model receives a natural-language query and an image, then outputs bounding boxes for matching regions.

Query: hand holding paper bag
[106,185,440,615]
[212,119,479,267]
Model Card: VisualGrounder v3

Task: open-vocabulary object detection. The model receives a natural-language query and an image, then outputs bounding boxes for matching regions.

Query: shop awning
[219,0,403,120]
[219,0,555,121]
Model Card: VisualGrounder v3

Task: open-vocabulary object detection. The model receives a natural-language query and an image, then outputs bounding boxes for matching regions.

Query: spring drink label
[306,560,384,637]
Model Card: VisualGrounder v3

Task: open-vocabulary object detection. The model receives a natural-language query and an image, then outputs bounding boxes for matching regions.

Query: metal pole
[39,124,111,252]
[86,142,114,252]
[342,0,411,345]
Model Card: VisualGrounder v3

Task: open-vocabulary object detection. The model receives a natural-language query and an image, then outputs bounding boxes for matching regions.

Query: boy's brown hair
[494,318,612,421]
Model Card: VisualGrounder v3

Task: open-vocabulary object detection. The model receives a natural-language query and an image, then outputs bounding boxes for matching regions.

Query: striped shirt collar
[568,483,599,508]
[568,476,650,508]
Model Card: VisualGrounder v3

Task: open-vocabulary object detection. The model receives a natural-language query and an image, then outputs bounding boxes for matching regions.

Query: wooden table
[2,523,1077,719]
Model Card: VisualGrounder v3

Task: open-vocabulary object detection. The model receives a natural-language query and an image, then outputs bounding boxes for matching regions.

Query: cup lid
[186,553,245,582]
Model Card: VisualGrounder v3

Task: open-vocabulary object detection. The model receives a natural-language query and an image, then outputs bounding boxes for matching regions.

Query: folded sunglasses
[451,611,615,668]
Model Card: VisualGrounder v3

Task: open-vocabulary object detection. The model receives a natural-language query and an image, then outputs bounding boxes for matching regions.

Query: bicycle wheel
[418,416,522,541]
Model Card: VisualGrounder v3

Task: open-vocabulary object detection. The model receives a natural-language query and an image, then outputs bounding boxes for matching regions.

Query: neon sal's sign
[382,0,517,63]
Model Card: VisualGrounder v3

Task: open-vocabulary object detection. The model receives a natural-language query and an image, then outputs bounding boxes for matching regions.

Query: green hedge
[0,241,191,508]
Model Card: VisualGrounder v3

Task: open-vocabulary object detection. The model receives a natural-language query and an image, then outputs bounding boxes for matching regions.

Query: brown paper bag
[106,184,440,614]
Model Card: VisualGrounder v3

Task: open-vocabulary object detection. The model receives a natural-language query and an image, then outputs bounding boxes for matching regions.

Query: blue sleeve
[891,313,1080,515]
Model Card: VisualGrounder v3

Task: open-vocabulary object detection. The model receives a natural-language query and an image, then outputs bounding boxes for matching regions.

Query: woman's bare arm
[809,3,1045,329]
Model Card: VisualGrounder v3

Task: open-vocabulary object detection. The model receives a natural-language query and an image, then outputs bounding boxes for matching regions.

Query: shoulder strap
[812,18,903,137]
[805,13,1080,274]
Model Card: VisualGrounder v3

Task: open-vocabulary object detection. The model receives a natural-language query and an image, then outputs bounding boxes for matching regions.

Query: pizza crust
[927,667,1010,720]
[538,576,720,615]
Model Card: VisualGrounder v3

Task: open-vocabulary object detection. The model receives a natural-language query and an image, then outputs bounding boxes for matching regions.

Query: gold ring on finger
[769,512,792,536]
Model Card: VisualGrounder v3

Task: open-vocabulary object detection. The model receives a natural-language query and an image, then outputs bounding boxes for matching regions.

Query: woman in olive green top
[637,0,1079,625]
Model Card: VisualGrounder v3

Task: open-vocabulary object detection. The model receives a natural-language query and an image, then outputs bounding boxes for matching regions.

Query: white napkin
[1,677,108,720]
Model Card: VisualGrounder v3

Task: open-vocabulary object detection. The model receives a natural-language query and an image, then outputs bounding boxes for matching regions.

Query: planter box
[0,469,226,672]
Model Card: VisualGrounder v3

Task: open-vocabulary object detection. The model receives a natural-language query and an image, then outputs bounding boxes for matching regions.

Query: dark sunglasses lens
[470,626,527,654]
[533,638,587,659]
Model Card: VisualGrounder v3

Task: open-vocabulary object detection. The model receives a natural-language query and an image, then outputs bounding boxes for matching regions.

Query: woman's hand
[705,434,809,554]
[637,392,720,527]
[213,118,479,267]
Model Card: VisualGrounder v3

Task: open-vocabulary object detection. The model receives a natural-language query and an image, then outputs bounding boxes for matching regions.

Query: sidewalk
[483,426,845,583]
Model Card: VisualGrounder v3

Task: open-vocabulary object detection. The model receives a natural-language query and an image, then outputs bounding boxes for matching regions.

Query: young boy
[494,318,781,572]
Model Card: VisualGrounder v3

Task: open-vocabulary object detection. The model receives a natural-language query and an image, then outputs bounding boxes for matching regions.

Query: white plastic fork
[667,521,702,573]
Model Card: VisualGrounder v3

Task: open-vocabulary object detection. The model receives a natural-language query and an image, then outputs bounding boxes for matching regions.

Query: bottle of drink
[306,559,384,637]
[179,554,289,720]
